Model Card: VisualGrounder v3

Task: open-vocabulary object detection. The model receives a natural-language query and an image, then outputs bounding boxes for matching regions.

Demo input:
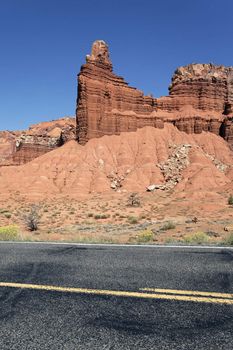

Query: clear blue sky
[1,0,233,130]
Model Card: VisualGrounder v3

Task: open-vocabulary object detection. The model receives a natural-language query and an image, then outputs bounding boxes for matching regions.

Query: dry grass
[223,232,233,246]
[183,231,209,244]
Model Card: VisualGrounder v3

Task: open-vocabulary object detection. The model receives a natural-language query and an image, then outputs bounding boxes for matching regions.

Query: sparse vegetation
[228,195,233,205]
[127,216,139,224]
[72,235,116,244]
[160,221,176,231]
[136,229,154,243]
[0,208,10,214]
[183,231,209,244]
[23,205,40,231]
[223,232,233,246]
[94,214,110,220]
[127,193,141,207]
[0,194,230,245]
[0,225,19,241]
[164,237,179,244]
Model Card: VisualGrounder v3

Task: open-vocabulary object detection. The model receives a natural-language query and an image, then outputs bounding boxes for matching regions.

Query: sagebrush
[23,205,40,231]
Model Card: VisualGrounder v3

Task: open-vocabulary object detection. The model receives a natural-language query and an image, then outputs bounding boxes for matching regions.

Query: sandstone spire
[86,40,112,70]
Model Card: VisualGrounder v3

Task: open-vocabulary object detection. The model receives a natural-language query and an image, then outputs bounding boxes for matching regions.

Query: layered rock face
[76,40,161,145]
[76,41,233,147]
[0,117,75,166]
[162,64,233,138]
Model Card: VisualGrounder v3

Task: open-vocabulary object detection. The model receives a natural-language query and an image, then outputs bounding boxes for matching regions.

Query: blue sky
[1,0,233,130]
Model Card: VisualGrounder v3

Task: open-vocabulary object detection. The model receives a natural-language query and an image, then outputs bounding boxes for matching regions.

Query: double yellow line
[140,288,233,305]
[0,282,232,305]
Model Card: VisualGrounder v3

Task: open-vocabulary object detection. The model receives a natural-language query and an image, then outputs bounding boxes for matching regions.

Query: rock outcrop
[1,40,233,169]
[0,117,75,166]
[0,124,232,199]
[76,40,233,147]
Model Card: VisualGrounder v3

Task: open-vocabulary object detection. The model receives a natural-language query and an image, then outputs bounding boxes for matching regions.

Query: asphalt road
[0,243,232,350]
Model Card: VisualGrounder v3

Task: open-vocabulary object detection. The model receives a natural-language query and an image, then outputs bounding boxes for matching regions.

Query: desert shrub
[127,193,141,207]
[224,232,233,246]
[94,214,101,220]
[94,214,109,220]
[164,237,179,244]
[228,195,233,205]
[23,205,40,231]
[127,216,139,224]
[0,208,10,214]
[137,229,153,243]
[0,225,19,241]
[87,213,94,218]
[160,221,176,231]
[183,231,209,244]
[4,213,11,219]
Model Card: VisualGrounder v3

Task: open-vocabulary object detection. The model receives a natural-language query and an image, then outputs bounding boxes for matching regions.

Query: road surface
[0,242,232,349]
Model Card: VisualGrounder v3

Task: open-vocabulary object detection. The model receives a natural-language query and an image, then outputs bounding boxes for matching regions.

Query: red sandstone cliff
[76,41,233,147]
[1,40,233,167]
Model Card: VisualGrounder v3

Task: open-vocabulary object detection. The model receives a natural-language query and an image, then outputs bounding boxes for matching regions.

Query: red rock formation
[0,131,20,166]
[0,117,75,166]
[0,124,232,199]
[76,40,161,144]
[76,41,233,147]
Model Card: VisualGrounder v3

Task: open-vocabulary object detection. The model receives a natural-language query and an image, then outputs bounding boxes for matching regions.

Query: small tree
[127,193,141,207]
[23,205,40,231]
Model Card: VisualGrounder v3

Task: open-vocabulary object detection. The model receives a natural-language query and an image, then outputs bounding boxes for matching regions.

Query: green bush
[94,214,109,220]
[228,195,233,205]
[127,216,139,224]
[224,232,233,246]
[137,229,153,243]
[160,221,176,231]
[0,225,19,241]
[183,231,209,245]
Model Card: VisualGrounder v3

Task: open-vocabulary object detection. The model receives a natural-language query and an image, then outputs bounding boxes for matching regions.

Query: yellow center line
[140,288,233,299]
[0,282,233,305]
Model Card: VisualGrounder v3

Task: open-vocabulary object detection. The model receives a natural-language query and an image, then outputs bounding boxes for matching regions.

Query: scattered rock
[155,144,192,190]
[147,185,156,192]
